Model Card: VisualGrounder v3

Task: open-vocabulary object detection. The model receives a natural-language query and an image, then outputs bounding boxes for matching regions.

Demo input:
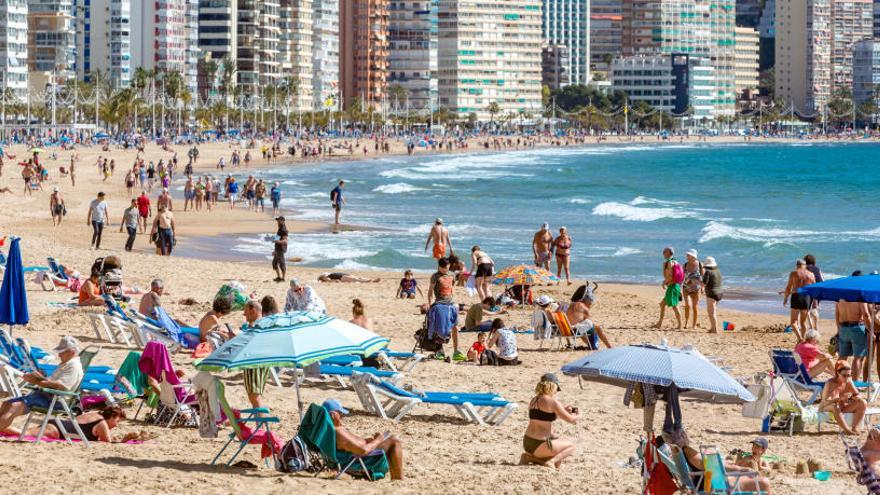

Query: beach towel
[115,351,146,397]
[193,371,219,438]
[138,342,188,403]
[234,409,283,459]
[154,307,200,349]
[0,431,143,445]
[531,309,553,340]
[427,303,457,341]
[465,274,477,297]
[45,300,78,309]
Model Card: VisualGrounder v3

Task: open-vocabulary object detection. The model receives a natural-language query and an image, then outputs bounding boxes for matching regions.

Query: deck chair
[125,309,182,352]
[36,257,71,291]
[153,307,201,350]
[309,364,403,388]
[843,435,880,494]
[211,377,281,467]
[156,377,199,427]
[375,349,424,374]
[700,445,767,495]
[0,355,23,397]
[349,371,517,425]
[18,346,101,446]
[673,446,706,494]
[297,403,389,481]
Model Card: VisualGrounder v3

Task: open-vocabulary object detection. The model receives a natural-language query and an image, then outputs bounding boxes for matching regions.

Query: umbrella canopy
[196,311,389,371]
[492,264,560,286]
[561,344,755,403]
[27,147,44,154]
[0,237,29,326]
[799,275,880,303]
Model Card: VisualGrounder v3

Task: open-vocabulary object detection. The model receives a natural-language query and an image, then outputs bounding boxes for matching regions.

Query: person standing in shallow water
[653,247,683,330]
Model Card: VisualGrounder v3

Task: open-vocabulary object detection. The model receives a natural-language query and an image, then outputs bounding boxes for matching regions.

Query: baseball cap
[536,294,554,306]
[751,437,769,450]
[435,218,443,224]
[53,336,80,354]
[322,398,349,415]
[541,372,561,391]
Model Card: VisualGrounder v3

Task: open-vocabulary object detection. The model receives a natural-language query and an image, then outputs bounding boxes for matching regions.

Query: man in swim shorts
[532,223,553,269]
[653,247,683,330]
[331,180,345,226]
[425,218,453,259]
[783,259,816,341]
[836,272,871,380]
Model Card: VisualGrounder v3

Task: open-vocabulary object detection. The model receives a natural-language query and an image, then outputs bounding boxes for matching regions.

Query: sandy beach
[0,137,868,494]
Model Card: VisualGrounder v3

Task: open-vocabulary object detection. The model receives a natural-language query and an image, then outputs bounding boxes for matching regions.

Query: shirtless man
[532,223,553,270]
[324,399,405,480]
[183,177,194,211]
[425,218,453,260]
[783,259,816,340]
[836,280,872,380]
[565,289,613,349]
[49,187,65,226]
[157,187,173,212]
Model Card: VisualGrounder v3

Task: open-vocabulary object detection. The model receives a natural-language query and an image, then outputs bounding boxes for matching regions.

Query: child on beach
[467,332,487,363]
[397,270,422,299]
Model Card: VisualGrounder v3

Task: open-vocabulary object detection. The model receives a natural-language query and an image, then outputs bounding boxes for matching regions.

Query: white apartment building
[542,0,591,86]
[27,0,76,78]
[237,0,281,93]
[185,0,199,94]
[389,0,439,114]
[280,0,313,110]
[311,0,338,110]
[0,0,30,98]
[131,0,189,80]
[438,0,543,121]
[75,0,132,89]
[688,58,715,121]
[733,26,759,97]
[830,0,874,95]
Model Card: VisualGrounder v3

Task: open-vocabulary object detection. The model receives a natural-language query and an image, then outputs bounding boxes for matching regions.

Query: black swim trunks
[790,292,812,310]
[475,263,494,278]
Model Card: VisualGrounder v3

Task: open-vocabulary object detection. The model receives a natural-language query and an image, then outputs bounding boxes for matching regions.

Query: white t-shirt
[49,357,84,391]
[495,328,518,360]
[90,199,108,223]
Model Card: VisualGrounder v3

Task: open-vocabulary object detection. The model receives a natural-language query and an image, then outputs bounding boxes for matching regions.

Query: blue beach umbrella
[197,311,390,417]
[0,237,30,331]
[799,275,880,303]
[561,343,755,403]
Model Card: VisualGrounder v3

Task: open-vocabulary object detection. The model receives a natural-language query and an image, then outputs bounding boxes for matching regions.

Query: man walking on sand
[87,192,110,250]
[783,259,816,341]
[653,247,683,329]
[331,180,345,226]
[532,223,553,270]
[425,218,453,259]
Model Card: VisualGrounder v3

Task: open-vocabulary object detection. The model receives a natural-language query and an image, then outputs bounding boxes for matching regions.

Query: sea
[209,142,880,315]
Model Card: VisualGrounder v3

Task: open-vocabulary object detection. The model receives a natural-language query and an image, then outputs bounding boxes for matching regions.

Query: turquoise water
[233,142,880,297]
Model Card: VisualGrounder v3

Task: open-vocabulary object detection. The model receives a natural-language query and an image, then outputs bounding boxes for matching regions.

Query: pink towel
[138,342,188,403]
[233,410,282,459]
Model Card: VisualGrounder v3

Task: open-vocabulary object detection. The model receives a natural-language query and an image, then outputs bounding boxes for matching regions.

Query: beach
[0,137,869,494]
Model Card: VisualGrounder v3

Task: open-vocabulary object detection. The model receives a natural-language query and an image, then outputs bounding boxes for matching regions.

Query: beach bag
[276,435,312,473]
[480,349,499,366]
[215,281,249,311]
[670,262,685,285]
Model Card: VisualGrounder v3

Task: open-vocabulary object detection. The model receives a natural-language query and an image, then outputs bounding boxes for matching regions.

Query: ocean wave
[333,259,378,271]
[699,221,880,245]
[282,179,305,186]
[630,196,690,206]
[379,152,540,181]
[592,202,700,222]
[613,247,642,257]
[569,198,591,205]
[372,182,425,194]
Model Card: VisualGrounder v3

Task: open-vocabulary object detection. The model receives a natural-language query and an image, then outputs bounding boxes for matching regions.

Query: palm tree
[219,56,237,128]
[280,76,299,130]
[486,101,501,125]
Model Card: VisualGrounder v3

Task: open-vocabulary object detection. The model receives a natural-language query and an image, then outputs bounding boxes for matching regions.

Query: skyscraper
[733,26,760,97]
[26,0,75,78]
[280,0,313,110]
[312,0,339,110]
[388,0,438,114]
[0,0,29,98]
[542,0,591,86]
[197,0,236,98]
[339,0,389,109]
[853,39,880,110]
[236,1,282,95]
[75,0,132,89]
[590,0,622,77]
[131,0,189,79]
[438,0,542,120]
[875,0,880,38]
[830,0,874,95]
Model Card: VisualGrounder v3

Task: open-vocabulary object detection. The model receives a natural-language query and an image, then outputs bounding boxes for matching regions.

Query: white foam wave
[299,192,327,199]
[333,259,380,271]
[372,183,425,194]
[630,196,690,206]
[592,202,699,222]
[569,198,591,205]
[699,221,880,245]
[282,179,305,186]
[612,247,642,257]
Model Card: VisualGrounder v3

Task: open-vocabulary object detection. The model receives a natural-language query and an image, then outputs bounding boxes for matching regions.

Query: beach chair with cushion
[375,349,424,374]
[124,309,182,352]
[17,346,101,447]
[0,355,23,397]
[843,435,880,495]
[211,377,281,467]
[153,307,201,350]
[297,403,389,481]
[35,257,71,291]
[308,364,403,388]
[349,372,517,425]
[700,445,767,495]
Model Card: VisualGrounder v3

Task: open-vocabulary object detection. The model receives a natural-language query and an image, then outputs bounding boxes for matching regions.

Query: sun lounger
[298,403,389,481]
[771,349,880,404]
[349,371,516,425]
[315,364,402,388]
[320,350,424,374]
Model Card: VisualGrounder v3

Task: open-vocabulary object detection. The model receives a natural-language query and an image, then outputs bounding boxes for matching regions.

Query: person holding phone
[324,399,405,480]
[521,373,579,469]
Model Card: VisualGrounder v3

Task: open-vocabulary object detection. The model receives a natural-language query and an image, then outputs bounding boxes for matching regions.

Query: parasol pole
[294,364,304,421]
[870,304,877,383]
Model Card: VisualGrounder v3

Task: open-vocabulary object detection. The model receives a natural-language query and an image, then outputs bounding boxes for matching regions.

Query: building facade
[542,44,570,90]
[27,0,75,78]
[875,0,880,38]
[736,0,762,27]
[853,39,880,109]
[542,0,590,86]
[830,0,873,95]
[589,0,622,77]
[757,0,775,70]
[131,0,189,82]
[0,0,30,98]
[312,0,338,110]
[438,0,542,120]
[733,26,759,97]
[280,0,313,111]
[197,0,236,98]
[74,0,132,89]
[339,0,389,109]
[388,0,438,114]
[610,54,676,111]
[236,1,282,95]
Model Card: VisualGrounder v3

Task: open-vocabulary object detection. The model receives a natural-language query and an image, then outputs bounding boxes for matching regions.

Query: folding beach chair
[700,445,767,495]
[156,377,199,428]
[843,435,880,495]
[297,403,388,481]
[771,349,880,403]
[300,363,403,389]
[211,377,281,467]
[18,346,101,447]
[673,446,706,494]
[349,372,517,426]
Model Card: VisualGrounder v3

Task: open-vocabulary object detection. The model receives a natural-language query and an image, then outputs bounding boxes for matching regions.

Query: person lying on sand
[7,406,151,443]
[521,373,578,469]
[324,399,405,480]
[317,272,380,283]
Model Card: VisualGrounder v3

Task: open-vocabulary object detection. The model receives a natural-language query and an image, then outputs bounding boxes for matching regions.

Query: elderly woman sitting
[794,329,836,377]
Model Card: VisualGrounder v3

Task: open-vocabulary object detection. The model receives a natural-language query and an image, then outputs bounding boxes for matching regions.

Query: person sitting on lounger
[565,286,612,349]
[0,337,83,433]
[317,272,380,283]
[862,425,880,477]
[198,297,235,344]
[10,405,148,443]
[733,437,771,475]
[820,360,868,435]
[78,272,104,306]
[324,398,405,481]
[521,373,578,469]
[138,278,165,317]
[794,329,835,378]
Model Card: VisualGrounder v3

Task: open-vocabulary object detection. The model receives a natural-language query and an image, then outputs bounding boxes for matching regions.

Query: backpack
[670,261,685,285]
[275,436,312,473]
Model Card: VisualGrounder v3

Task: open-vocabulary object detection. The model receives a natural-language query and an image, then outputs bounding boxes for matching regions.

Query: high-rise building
[542,0,591,86]
[621,0,736,117]
[0,0,30,98]
[734,27,760,97]
[197,0,236,98]
[830,0,873,95]
[542,44,570,90]
[74,0,132,89]
[312,0,339,110]
[736,0,762,27]
[280,0,313,110]
[339,0,389,109]
[185,0,199,95]
[589,0,622,77]
[131,0,189,80]
[757,0,775,70]
[853,39,880,111]
[610,54,677,111]
[236,1,282,94]
[875,0,880,38]
[26,0,75,78]
[388,0,438,114]
[438,0,543,120]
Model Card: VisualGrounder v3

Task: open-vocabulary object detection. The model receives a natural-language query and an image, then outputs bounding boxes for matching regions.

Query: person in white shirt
[87,192,110,249]
[284,279,327,315]
[0,336,84,433]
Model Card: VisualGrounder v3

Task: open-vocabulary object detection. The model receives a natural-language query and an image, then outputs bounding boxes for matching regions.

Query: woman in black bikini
[553,227,572,286]
[521,373,579,469]
[11,406,143,443]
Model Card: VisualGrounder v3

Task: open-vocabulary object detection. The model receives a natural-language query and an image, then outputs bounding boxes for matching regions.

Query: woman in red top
[794,329,835,377]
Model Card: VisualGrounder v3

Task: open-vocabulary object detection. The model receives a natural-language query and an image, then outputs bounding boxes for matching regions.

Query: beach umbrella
[561,343,755,403]
[27,147,44,154]
[491,264,560,286]
[196,311,389,417]
[0,237,30,332]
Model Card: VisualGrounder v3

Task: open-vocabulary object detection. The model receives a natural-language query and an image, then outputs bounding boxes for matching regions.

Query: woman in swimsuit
[521,373,579,469]
[9,406,144,443]
[349,298,373,330]
[553,227,573,285]
[820,360,867,435]
[470,245,494,300]
[682,249,704,329]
